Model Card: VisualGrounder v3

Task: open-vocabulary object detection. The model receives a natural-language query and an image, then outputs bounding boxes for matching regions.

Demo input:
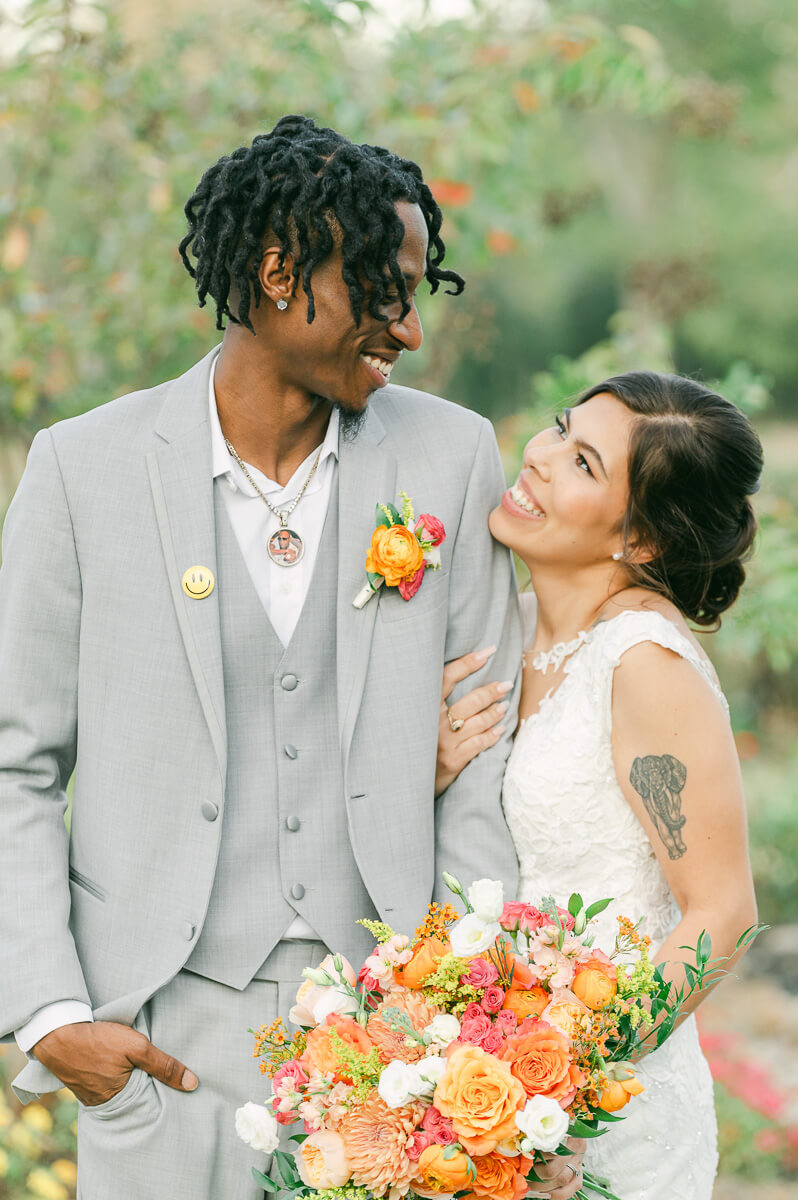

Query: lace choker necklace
[531,629,592,675]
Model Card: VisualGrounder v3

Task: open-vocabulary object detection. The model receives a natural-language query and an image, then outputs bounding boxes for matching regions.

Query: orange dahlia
[367,992,443,1065]
[338,1095,424,1197]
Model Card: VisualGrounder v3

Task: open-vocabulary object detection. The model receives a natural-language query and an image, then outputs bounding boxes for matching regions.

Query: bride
[435,371,761,1200]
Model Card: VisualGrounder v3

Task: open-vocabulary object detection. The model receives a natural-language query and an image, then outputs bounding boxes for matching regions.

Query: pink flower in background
[482,1028,505,1054]
[416,513,446,546]
[481,985,506,1014]
[460,1008,493,1047]
[462,958,499,989]
[495,1009,518,1036]
[273,1060,309,1095]
[528,946,575,990]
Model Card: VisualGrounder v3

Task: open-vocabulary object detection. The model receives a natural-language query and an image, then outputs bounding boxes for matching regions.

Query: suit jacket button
[201,801,219,821]
[284,744,298,760]
[285,815,301,832]
[181,922,196,941]
[280,674,298,691]
[291,883,305,901]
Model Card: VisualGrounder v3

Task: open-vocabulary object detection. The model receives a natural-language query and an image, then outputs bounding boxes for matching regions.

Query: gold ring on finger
[446,707,466,733]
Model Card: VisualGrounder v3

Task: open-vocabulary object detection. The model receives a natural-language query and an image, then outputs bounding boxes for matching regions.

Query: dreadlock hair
[178,114,465,333]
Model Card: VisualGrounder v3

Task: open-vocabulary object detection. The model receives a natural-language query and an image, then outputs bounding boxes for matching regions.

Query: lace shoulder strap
[588,609,729,716]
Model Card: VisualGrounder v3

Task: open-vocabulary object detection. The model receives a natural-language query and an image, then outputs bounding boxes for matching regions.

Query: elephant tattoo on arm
[630,754,688,860]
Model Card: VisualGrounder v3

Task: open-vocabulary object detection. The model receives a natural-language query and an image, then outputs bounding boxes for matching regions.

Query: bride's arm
[611,641,757,1027]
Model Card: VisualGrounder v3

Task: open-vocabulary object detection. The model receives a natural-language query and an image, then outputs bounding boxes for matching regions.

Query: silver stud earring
[276,298,288,311]
[612,551,624,561]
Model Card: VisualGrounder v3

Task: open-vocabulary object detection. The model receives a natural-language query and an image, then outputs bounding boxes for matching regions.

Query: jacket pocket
[68,865,107,902]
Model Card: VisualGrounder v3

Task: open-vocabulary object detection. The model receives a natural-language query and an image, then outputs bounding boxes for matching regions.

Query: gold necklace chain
[223,438,323,528]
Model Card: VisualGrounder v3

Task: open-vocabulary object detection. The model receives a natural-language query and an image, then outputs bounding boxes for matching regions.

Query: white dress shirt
[15,355,335,1052]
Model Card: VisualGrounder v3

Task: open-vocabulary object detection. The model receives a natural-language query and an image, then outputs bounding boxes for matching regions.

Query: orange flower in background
[486,229,517,256]
[572,956,618,1011]
[468,1151,535,1200]
[366,524,423,587]
[368,992,443,1065]
[499,1022,584,1107]
[600,1073,645,1113]
[338,1095,423,1197]
[541,988,591,1039]
[502,985,548,1021]
[434,1044,525,1155]
[303,1016,373,1083]
[512,81,542,113]
[416,1144,474,1194]
[394,936,450,989]
[427,179,474,208]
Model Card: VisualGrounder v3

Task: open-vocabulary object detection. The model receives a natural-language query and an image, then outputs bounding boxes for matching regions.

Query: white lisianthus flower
[378,1060,424,1109]
[312,985,359,1025]
[416,1055,447,1096]
[423,1013,461,1050]
[423,546,441,569]
[467,879,504,924]
[235,1102,280,1153]
[516,1096,570,1152]
[450,913,501,958]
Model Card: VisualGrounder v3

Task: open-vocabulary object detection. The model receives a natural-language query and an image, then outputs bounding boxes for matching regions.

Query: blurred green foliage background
[1,0,797,1194]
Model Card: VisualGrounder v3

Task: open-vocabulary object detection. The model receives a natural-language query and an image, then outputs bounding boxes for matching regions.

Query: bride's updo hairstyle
[578,371,763,627]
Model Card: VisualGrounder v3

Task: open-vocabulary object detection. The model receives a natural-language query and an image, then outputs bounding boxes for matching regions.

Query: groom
[0,116,582,1199]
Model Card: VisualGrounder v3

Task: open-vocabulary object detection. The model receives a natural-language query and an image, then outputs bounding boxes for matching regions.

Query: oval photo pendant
[267,528,305,567]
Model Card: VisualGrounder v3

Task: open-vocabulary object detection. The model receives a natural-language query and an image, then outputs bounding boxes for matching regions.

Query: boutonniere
[352,491,446,609]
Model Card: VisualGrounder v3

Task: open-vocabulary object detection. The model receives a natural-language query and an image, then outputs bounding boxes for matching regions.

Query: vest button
[291,883,305,901]
[201,801,219,821]
[285,815,301,832]
[284,744,298,760]
[281,674,299,691]
[181,922,196,941]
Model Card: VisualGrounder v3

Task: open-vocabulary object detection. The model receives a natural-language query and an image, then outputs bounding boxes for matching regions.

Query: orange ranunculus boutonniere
[353,492,445,608]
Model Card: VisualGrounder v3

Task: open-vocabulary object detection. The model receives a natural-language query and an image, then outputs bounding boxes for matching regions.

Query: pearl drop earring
[612,551,624,561]
[276,298,288,311]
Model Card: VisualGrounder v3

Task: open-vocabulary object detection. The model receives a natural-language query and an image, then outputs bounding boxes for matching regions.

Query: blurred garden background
[1,0,797,1195]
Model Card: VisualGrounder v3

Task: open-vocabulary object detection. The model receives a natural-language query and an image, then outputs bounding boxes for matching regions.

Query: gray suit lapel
[336,405,396,769]
[146,347,227,782]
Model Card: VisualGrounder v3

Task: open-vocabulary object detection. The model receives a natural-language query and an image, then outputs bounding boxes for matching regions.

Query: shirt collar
[209,352,340,489]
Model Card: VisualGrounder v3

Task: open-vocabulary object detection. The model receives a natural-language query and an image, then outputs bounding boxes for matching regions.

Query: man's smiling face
[259,201,428,414]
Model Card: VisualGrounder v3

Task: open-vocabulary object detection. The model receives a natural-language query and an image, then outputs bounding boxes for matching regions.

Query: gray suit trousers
[76,941,326,1200]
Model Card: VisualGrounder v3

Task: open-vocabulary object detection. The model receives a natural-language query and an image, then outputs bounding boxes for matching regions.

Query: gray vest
[185,479,377,989]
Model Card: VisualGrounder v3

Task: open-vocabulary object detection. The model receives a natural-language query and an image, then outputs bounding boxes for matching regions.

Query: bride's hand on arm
[612,641,758,1026]
[436,650,513,797]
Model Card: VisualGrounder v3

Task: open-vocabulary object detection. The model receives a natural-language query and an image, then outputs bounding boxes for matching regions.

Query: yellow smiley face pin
[182,565,215,599]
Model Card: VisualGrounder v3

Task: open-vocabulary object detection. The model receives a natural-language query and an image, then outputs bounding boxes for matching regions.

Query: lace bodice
[502,607,722,1198]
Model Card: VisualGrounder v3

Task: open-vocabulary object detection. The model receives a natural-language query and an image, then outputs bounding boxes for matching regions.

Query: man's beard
[332,400,368,442]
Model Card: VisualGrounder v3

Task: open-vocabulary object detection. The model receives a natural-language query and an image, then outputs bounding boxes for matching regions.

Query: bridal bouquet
[237,875,760,1200]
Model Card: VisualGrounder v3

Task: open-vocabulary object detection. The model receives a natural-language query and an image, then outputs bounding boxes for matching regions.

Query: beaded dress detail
[503,607,722,1199]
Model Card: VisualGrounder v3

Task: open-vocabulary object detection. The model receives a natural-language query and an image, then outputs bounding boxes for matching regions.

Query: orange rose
[366,524,424,587]
[499,1022,584,1107]
[572,963,617,1011]
[394,937,450,989]
[600,1074,645,1113]
[416,1145,474,1194]
[502,986,548,1021]
[468,1151,535,1200]
[302,1015,374,1083]
[434,1044,526,1155]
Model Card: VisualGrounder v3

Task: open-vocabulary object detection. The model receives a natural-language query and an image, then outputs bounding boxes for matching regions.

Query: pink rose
[481,1028,505,1054]
[273,1060,309,1095]
[481,985,506,1014]
[500,902,547,934]
[460,1010,493,1047]
[398,563,426,601]
[406,1129,436,1161]
[495,1009,518,1036]
[462,1002,485,1022]
[416,513,446,546]
[462,958,499,989]
[422,1106,457,1145]
[358,962,382,992]
[556,907,576,932]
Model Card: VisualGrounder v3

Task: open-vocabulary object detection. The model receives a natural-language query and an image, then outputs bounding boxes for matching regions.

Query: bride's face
[489,392,635,570]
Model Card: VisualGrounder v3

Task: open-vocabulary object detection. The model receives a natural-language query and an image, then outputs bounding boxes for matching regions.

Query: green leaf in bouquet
[568,893,584,917]
[376,502,401,527]
[589,1106,627,1123]
[736,922,769,949]
[442,1143,462,1160]
[465,1155,477,1182]
[273,1150,300,1188]
[585,898,613,920]
[567,1117,607,1139]
[367,570,384,589]
[696,930,712,964]
[252,1167,278,1191]
[289,1133,309,1143]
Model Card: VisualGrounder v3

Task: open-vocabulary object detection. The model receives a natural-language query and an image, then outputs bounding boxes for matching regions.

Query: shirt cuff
[15,1001,94,1055]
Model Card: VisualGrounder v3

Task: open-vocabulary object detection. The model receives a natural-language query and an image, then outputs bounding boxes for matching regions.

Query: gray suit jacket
[0,346,521,1094]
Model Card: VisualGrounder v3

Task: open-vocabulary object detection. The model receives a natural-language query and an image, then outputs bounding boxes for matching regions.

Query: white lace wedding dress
[503,607,720,1199]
